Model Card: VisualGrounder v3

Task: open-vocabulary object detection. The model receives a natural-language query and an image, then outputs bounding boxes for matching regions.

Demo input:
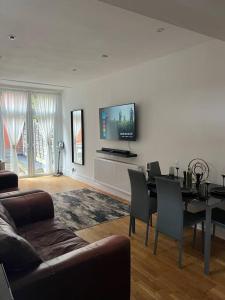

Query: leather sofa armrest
[11,235,131,300]
[0,171,18,191]
[1,191,54,227]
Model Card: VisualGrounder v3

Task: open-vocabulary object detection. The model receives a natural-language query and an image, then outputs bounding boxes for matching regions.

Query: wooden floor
[20,176,225,300]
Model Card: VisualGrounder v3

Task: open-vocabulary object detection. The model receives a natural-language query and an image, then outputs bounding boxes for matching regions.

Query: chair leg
[129,215,132,237]
[213,223,216,238]
[145,220,150,246]
[178,239,183,269]
[192,224,197,248]
[153,229,159,255]
[150,215,153,227]
[132,217,136,234]
[201,221,204,254]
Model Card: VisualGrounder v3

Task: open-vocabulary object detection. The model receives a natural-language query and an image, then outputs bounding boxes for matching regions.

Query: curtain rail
[0,85,62,95]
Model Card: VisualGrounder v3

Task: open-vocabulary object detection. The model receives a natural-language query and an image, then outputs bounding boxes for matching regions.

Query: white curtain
[0,90,28,174]
[33,93,57,173]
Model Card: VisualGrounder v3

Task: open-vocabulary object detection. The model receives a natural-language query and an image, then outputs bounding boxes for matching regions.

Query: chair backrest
[147,161,161,178]
[128,169,154,222]
[155,177,183,240]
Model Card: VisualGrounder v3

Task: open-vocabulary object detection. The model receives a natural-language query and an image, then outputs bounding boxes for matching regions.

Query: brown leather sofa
[0,170,18,193]
[0,190,131,300]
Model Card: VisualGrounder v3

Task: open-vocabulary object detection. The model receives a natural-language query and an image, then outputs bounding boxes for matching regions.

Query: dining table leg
[204,206,212,275]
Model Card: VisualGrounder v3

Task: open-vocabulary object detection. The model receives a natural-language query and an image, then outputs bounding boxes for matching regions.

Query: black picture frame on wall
[71,109,84,165]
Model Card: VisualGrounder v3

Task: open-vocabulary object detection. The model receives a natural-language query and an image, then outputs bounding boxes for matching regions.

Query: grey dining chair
[153,177,205,268]
[128,169,157,246]
[147,161,161,179]
[212,208,225,237]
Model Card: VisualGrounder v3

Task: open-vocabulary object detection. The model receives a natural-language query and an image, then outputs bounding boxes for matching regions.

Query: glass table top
[147,175,225,209]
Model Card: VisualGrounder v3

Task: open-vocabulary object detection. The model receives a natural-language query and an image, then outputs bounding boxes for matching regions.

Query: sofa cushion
[36,236,89,260]
[0,218,42,273]
[0,202,16,230]
[19,219,76,247]
[19,219,88,260]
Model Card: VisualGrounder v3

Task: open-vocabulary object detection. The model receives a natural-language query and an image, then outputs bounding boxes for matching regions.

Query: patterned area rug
[52,188,130,231]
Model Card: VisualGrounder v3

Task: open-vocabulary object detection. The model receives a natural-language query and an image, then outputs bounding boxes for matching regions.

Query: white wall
[62,39,225,189]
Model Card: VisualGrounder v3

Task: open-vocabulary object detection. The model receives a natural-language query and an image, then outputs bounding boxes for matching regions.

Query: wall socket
[138,165,145,172]
[72,167,76,173]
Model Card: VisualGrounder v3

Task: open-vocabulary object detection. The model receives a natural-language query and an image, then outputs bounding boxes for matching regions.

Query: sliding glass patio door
[31,93,57,176]
[0,89,59,177]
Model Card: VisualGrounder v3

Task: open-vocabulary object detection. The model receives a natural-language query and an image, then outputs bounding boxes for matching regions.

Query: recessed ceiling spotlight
[157,28,165,33]
[101,54,109,58]
[72,68,77,72]
[8,34,16,40]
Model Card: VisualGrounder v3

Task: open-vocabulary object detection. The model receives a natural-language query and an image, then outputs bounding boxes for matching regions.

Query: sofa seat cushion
[18,219,88,260]
[19,219,76,247]
[37,236,89,261]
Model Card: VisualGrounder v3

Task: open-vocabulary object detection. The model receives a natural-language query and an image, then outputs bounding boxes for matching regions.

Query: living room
[1,1,225,299]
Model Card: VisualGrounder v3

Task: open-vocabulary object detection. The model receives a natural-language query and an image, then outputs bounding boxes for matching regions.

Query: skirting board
[67,172,131,201]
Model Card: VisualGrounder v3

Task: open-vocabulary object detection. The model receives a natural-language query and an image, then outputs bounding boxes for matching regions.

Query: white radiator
[94,158,141,195]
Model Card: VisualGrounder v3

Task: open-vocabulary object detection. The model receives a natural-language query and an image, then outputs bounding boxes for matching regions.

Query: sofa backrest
[1,191,54,227]
[0,171,18,192]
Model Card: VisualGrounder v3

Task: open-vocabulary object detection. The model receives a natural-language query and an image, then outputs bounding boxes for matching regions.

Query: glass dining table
[148,176,225,275]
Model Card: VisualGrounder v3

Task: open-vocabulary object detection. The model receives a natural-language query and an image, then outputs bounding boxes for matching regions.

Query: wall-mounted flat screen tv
[99,103,136,141]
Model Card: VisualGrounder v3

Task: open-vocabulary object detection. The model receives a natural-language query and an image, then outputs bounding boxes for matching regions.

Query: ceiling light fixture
[101,54,109,58]
[157,28,165,33]
[8,34,16,40]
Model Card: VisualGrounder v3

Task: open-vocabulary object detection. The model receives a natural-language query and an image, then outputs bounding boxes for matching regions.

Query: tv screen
[99,103,136,141]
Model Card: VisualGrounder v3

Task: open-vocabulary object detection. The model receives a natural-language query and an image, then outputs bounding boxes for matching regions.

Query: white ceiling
[100,0,225,41]
[0,0,210,87]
